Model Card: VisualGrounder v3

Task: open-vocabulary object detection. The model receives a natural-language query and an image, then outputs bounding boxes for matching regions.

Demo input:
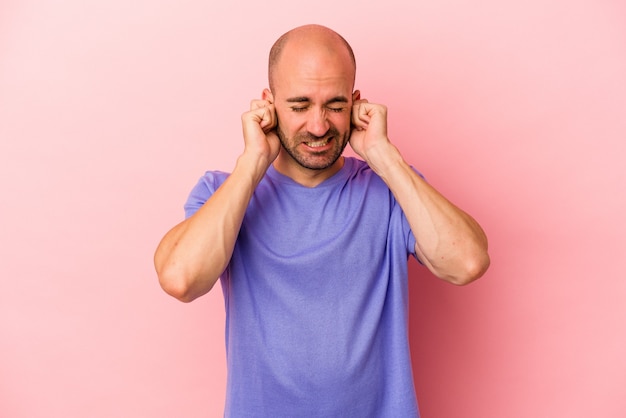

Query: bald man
[155,24,489,417]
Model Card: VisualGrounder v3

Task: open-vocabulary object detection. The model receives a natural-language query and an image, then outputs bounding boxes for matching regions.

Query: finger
[352,102,371,129]
[258,104,277,133]
[250,99,271,111]
[244,101,276,131]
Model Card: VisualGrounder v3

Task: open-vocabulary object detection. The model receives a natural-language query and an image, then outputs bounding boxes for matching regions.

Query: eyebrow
[285,96,349,105]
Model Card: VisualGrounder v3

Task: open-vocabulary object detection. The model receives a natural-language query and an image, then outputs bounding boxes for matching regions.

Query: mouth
[304,137,332,148]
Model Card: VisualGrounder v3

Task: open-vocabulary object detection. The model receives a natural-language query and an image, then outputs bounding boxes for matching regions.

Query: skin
[263,26,357,185]
[154,25,490,302]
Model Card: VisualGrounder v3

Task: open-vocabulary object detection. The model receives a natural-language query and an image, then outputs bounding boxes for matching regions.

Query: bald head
[268,24,356,93]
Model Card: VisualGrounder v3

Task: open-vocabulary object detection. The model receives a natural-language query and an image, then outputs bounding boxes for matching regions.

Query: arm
[154,100,280,302]
[350,100,490,285]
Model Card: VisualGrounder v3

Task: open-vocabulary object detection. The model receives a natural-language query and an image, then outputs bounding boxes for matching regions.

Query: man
[155,24,489,417]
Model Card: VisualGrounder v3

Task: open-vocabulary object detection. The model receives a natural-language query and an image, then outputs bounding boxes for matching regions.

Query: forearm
[155,153,270,301]
[367,144,490,285]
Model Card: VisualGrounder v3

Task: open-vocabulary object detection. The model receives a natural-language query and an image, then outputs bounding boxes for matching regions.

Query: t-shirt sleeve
[183,171,229,219]
[404,166,426,262]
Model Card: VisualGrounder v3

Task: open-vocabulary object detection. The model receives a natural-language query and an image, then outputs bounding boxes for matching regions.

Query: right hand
[241,99,281,165]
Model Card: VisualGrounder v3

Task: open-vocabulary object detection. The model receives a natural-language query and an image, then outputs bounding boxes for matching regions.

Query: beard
[276,124,350,170]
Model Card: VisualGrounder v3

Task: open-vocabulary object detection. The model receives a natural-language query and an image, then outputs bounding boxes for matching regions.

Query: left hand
[349,99,391,164]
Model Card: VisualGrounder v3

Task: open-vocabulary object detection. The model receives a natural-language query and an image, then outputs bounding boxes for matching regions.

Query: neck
[273,153,345,187]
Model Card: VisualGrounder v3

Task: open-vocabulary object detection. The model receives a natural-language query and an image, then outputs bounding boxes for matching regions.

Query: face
[275,94,351,171]
[265,38,358,174]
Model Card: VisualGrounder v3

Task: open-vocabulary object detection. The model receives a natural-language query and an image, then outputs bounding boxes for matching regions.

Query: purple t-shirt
[185,157,420,417]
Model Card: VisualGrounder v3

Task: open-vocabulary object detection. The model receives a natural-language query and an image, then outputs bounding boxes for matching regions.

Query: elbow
[448,251,491,286]
[154,250,223,303]
[156,264,209,303]
[158,270,195,303]
[160,279,197,303]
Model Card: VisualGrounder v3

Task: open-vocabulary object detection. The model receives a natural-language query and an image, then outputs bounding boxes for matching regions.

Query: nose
[306,109,330,137]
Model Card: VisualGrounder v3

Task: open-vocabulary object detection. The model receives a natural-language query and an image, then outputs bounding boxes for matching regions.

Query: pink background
[1,0,625,417]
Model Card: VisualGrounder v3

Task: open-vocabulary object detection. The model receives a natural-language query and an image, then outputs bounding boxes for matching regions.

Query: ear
[262,88,274,104]
[352,90,361,102]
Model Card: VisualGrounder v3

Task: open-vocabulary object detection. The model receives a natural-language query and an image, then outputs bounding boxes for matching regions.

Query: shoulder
[344,157,386,189]
[345,157,376,179]
[346,157,426,182]
[197,170,230,190]
[183,170,230,218]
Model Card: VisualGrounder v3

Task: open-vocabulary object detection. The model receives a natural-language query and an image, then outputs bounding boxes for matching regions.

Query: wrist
[364,141,403,176]
[235,152,272,185]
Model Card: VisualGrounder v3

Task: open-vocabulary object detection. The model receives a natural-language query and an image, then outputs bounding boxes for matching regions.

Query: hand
[241,99,281,166]
[349,99,393,167]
